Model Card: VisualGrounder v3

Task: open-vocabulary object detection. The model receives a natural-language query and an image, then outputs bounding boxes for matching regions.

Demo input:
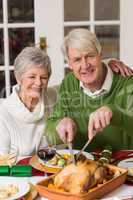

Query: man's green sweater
[45,72,133,151]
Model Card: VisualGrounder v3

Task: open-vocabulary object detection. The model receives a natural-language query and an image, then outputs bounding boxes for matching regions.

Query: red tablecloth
[112,150,133,161]
[17,157,45,176]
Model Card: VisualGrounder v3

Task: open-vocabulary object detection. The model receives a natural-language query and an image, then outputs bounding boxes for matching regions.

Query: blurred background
[0,0,133,99]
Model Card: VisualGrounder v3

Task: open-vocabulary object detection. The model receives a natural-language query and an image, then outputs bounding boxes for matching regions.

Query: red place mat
[17,157,45,176]
[113,150,133,161]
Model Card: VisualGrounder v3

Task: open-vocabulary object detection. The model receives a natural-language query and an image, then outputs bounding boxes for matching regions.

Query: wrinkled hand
[88,106,113,141]
[56,117,77,143]
[109,59,133,77]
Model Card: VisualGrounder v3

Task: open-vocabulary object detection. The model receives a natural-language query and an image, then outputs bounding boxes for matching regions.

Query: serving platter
[35,164,128,200]
[29,149,94,174]
[23,183,38,200]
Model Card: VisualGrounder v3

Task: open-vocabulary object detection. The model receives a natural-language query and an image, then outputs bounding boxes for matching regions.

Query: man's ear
[69,65,73,70]
[68,61,73,70]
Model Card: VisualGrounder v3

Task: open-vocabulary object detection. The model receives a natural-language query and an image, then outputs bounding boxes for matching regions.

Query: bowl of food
[35,158,128,200]
[0,145,18,166]
[37,148,77,168]
[30,148,94,173]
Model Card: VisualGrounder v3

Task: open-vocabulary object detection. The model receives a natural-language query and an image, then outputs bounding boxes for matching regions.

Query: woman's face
[17,65,49,99]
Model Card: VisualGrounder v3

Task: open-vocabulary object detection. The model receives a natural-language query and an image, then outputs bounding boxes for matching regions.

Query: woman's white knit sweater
[0,85,48,156]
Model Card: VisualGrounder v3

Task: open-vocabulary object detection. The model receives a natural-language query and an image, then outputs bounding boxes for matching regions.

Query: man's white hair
[62,28,102,62]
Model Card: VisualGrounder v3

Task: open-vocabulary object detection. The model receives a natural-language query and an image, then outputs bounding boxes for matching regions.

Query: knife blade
[76,139,92,160]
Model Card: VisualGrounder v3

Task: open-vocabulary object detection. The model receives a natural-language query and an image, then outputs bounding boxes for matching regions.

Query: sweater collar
[5,84,44,123]
[80,63,113,98]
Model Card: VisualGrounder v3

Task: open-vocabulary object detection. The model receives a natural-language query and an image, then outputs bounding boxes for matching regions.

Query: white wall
[35,0,64,86]
[120,0,133,67]
[35,0,133,87]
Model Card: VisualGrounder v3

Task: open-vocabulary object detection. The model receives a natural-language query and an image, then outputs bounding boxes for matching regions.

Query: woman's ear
[14,72,21,85]
[99,49,103,58]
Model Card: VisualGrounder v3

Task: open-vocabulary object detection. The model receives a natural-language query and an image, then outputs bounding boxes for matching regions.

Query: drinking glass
[0,145,18,166]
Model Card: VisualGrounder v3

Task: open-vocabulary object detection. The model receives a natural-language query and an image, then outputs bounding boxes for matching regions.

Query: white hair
[62,28,102,62]
[14,47,51,79]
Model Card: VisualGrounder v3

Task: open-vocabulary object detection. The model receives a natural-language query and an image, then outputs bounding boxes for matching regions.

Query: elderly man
[45,28,133,151]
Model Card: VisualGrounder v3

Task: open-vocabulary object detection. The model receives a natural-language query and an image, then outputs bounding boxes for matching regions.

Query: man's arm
[45,80,75,145]
[56,117,76,143]
[88,78,133,140]
[88,106,113,140]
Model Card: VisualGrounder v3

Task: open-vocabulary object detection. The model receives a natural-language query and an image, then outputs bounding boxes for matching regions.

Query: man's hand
[108,59,133,77]
[88,106,113,141]
[56,117,77,143]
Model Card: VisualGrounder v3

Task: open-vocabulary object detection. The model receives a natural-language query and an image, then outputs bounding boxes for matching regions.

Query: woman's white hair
[62,28,102,62]
[14,47,51,79]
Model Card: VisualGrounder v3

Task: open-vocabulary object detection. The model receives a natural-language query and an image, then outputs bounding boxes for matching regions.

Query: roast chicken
[54,156,108,194]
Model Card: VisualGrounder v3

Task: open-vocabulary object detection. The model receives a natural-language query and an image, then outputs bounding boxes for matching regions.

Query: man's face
[68,47,102,89]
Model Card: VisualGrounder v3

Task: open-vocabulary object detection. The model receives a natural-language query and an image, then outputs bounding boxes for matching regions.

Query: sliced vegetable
[57,159,67,167]
[99,146,112,164]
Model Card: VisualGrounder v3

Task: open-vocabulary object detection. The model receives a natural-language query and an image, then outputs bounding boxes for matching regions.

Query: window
[64,0,120,60]
[0,0,34,98]
[0,0,133,98]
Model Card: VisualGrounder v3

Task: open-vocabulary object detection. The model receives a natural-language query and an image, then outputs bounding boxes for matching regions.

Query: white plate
[117,158,133,176]
[39,149,94,169]
[0,180,30,200]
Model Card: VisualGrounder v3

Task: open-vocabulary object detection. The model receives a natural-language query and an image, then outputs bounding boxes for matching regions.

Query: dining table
[1,174,133,200]
[1,151,133,200]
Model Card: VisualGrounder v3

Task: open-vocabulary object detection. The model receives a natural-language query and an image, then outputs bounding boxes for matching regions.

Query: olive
[37,148,56,162]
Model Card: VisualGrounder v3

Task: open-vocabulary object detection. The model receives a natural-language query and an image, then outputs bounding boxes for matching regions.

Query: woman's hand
[108,59,133,77]
[56,117,76,143]
[88,106,113,141]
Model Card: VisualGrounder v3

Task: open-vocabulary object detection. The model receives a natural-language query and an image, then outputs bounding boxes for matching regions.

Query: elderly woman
[0,47,51,156]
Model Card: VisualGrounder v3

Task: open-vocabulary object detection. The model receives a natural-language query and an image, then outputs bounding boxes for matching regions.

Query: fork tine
[67,142,76,165]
